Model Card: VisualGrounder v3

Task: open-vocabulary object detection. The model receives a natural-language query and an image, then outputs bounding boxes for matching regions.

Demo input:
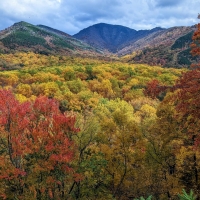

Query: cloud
[0,0,60,18]
[155,0,184,7]
[63,0,124,23]
[0,0,199,35]
[0,0,61,31]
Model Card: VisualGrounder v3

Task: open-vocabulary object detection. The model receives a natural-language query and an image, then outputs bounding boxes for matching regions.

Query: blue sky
[0,0,199,35]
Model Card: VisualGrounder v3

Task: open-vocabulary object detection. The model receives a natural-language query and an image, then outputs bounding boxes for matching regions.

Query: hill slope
[0,21,101,56]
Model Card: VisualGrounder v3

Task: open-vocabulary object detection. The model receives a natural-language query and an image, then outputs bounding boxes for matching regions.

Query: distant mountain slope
[0,21,101,56]
[74,23,198,68]
[118,26,193,55]
[73,23,164,53]
[120,26,197,68]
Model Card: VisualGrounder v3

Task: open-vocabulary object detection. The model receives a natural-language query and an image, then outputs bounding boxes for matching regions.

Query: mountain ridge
[0,21,198,68]
[0,21,102,56]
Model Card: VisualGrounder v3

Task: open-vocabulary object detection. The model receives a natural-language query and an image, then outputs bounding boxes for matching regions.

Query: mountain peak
[13,21,32,27]
[73,23,163,53]
[150,27,165,31]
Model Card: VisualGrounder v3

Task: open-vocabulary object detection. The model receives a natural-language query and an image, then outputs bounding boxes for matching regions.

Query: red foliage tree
[190,21,200,69]
[191,23,200,57]
[144,79,167,100]
[174,21,200,144]
[0,89,79,199]
[170,21,200,196]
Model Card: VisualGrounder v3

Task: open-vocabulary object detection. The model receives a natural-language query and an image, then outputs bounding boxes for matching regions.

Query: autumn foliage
[0,21,200,199]
[143,79,168,100]
[191,23,200,57]
[172,21,200,142]
[0,89,79,199]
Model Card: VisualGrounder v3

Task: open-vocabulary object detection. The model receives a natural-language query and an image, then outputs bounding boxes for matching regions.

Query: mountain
[73,23,164,53]
[0,21,101,56]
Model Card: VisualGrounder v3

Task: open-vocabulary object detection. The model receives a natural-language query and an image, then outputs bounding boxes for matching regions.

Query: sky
[0,0,199,35]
